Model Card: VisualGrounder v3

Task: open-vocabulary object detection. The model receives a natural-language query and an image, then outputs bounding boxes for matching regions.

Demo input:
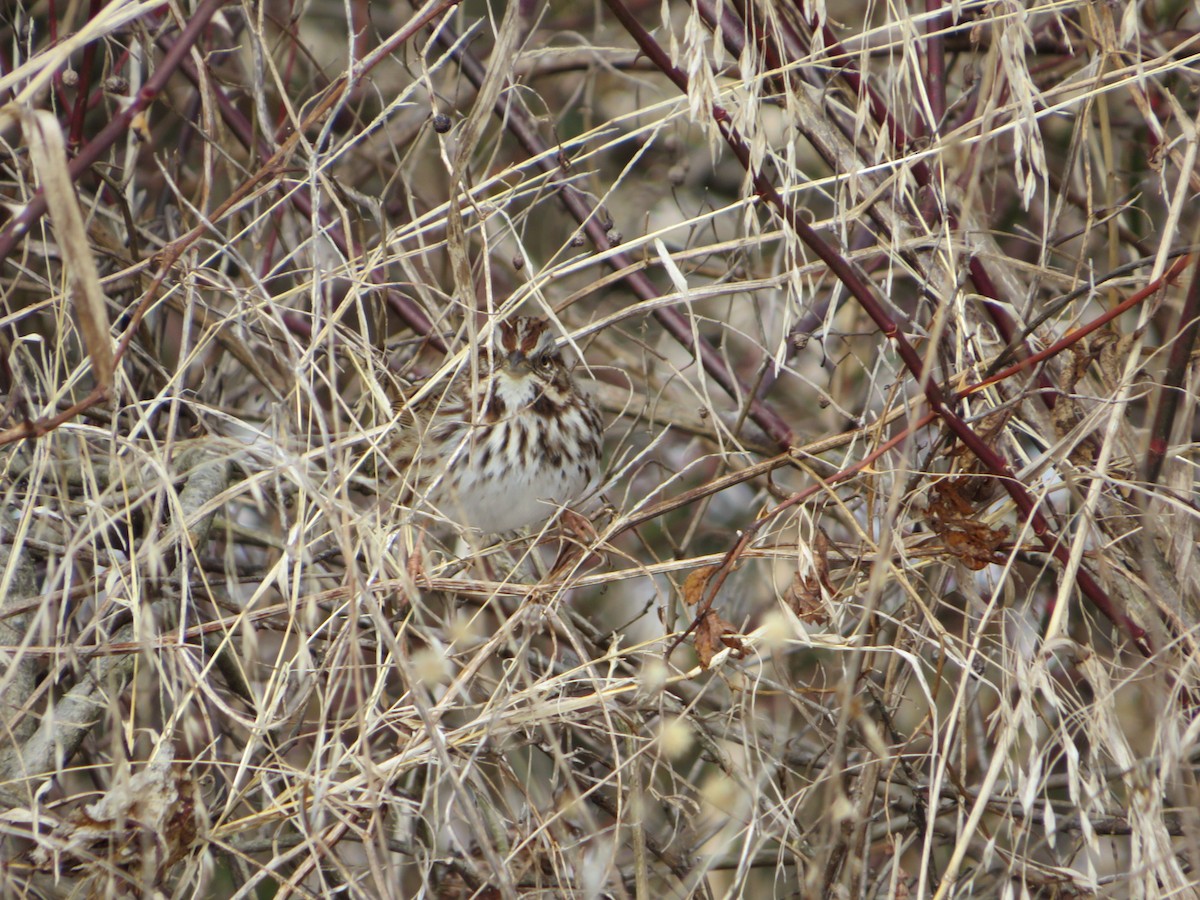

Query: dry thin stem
[1,1,1199,897]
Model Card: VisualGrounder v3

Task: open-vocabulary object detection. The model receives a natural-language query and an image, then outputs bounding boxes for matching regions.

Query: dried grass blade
[23,108,115,392]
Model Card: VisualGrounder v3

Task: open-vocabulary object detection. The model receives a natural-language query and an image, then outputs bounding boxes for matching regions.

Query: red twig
[923,0,948,134]
[66,0,107,152]
[668,412,938,656]
[162,3,459,349]
[606,0,1153,654]
[1146,254,1200,486]
[967,254,1191,399]
[0,0,223,263]
[429,18,797,450]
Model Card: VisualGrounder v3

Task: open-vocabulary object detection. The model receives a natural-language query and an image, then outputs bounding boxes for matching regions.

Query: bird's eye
[537,355,555,371]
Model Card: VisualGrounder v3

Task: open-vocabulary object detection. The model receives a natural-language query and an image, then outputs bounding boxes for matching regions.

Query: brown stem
[429,17,797,449]
[66,0,106,153]
[1145,254,1200,486]
[0,0,233,265]
[606,0,1153,655]
[163,5,458,349]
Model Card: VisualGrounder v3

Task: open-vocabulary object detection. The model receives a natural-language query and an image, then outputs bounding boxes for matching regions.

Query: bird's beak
[506,349,531,372]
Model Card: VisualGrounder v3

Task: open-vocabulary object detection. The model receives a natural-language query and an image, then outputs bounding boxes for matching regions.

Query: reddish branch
[429,20,798,450]
[603,0,1158,654]
[1146,254,1200,486]
[161,1,459,349]
[0,0,232,265]
[65,0,107,152]
[699,0,1060,410]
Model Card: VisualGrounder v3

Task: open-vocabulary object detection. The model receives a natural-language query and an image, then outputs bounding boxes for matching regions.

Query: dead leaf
[940,525,1008,570]
[682,565,718,607]
[783,570,828,623]
[813,530,834,594]
[925,478,1010,570]
[29,754,200,879]
[694,608,746,668]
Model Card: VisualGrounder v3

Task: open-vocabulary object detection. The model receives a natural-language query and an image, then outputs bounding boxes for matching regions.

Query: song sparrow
[392,317,602,534]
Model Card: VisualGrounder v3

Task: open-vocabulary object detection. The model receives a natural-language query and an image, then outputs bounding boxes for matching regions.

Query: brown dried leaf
[813,530,834,593]
[29,755,199,878]
[926,478,975,516]
[967,407,1014,450]
[940,525,1009,570]
[783,570,828,623]
[926,478,1010,569]
[682,565,718,607]
[694,608,746,668]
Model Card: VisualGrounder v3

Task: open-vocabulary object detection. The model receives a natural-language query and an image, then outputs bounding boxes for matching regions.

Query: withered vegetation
[2,1,1199,897]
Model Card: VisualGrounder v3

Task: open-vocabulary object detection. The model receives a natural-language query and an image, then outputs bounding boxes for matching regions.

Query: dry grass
[2,0,1200,897]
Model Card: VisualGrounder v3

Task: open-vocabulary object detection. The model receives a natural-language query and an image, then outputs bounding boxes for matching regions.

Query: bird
[389,316,603,534]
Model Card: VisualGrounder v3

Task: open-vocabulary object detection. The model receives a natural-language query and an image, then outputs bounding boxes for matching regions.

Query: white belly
[428,406,597,534]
